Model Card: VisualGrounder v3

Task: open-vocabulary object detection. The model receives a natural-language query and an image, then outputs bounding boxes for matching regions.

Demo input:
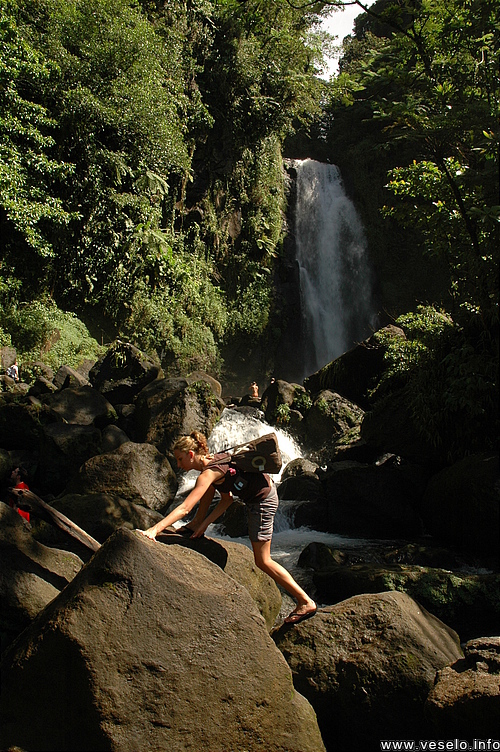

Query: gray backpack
[208,433,282,474]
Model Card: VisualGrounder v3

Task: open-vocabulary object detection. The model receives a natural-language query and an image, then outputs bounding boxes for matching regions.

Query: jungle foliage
[0,0,498,457]
[324,0,499,322]
[313,0,499,456]
[0,0,328,376]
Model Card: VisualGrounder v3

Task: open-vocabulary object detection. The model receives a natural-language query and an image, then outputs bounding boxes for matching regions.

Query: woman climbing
[139,431,317,624]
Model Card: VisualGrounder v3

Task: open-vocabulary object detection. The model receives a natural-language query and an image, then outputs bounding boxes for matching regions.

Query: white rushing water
[293,158,378,377]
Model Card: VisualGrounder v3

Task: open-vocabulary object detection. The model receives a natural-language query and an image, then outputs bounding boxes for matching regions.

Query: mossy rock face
[303,389,364,449]
[273,591,461,752]
[312,562,500,641]
[260,379,298,424]
[303,325,405,408]
[89,341,161,406]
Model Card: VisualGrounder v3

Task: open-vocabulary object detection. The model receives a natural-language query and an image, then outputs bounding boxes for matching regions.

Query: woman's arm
[191,492,234,538]
[139,469,220,539]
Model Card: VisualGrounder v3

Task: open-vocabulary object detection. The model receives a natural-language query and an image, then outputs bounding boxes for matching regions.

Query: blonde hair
[173,431,209,456]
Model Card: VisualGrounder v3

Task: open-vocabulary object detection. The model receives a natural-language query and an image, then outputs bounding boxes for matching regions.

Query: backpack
[208,432,282,474]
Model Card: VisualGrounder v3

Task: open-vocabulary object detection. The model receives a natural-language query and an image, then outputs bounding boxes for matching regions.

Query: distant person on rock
[139,430,317,624]
[6,360,19,382]
[249,381,259,398]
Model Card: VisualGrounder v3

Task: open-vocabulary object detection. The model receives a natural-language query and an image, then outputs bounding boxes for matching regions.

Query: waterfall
[292,158,377,377]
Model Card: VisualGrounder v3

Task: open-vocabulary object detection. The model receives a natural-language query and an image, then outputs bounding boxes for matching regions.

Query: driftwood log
[10,488,100,552]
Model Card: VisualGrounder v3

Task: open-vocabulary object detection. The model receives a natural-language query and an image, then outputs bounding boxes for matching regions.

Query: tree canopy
[0,0,498,430]
[1,0,328,372]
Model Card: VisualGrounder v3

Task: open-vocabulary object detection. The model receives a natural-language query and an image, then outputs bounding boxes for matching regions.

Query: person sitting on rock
[138,430,317,624]
[249,381,259,398]
[6,360,19,382]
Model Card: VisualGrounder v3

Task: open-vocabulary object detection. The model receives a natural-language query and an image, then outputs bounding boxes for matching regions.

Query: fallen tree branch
[10,488,100,553]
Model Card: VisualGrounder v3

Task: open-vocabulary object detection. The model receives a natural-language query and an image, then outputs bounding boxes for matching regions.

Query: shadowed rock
[425,636,500,739]
[273,591,462,752]
[65,441,178,511]
[0,502,83,648]
[0,528,325,752]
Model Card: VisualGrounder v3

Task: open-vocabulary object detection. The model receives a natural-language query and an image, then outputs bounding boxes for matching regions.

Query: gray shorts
[246,484,279,542]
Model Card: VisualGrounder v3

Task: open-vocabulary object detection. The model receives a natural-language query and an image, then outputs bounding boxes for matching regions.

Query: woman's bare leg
[251,540,316,621]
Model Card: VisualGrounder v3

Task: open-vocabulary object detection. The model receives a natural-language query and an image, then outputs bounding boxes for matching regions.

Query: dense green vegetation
[0,0,498,457]
[310,0,499,457]
[1,0,328,379]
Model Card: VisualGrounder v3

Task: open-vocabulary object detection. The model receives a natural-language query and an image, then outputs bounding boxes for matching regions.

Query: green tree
[332,0,499,321]
[27,0,194,315]
[0,0,76,299]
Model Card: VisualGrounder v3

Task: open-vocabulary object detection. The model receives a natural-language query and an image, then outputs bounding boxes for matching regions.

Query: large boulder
[0,502,83,649]
[64,441,178,512]
[0,528,326,752]
[0,346,17,371]
[186,370,222,398]
[278,472,324,502]
[101,424,130,453]
[89,341,161,406]
[28,375,58,397]
[273,591,462,751]
[0,396,60,451]
[303,390,364,450]
[281,457,320,479]
[41,385,116,427]
[156,534,282,631]
[260,379,298,425]
[425,636,500,739]
[303,325,406,408]
[53,365,90,390]
[309,561,500,642]
[321,459,426,538]
[420,452,499,564]
[36,422,103,494]
[133,377,225,454]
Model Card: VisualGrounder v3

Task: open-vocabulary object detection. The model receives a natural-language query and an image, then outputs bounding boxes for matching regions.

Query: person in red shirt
[8,467,31,522]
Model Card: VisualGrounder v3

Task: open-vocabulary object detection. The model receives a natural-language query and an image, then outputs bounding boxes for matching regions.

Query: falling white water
[208,409,302,480]
[176,408,302,496]
[293,158,377,376]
